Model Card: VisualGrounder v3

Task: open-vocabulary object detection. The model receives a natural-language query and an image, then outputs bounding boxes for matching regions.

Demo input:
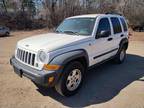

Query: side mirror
[98,30,110,38]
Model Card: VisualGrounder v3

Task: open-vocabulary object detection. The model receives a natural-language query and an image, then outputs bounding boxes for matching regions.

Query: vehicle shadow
[0,34,12,38]
[37,54,144,107]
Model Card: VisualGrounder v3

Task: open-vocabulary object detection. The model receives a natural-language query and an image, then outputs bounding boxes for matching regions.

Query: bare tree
[117,0,144,26]
[1,0,7,13]
[1,0,144,29]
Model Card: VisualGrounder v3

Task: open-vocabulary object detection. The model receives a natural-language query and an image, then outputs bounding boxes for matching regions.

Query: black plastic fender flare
[119,38,129,50]
[49,50,89,67]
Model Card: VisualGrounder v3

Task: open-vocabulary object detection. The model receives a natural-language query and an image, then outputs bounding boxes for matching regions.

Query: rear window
[111,17,122,34]
[120,18,128,31]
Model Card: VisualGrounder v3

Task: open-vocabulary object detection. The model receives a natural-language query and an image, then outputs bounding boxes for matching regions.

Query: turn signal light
[43,64,61,71]
[48,76,54,83]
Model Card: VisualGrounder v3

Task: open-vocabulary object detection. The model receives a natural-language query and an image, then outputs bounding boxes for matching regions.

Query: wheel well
[65,56,88,70]
[123,42,128,50]
[120,38,128,50]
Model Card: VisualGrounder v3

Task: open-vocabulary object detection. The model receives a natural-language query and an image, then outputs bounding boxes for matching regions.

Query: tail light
[128,32,132,39]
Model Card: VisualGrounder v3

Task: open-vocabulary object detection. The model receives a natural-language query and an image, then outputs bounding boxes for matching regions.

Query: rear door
[110,17,124,50]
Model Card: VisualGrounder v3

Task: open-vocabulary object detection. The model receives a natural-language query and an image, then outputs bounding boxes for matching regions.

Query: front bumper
[10,56,62,87]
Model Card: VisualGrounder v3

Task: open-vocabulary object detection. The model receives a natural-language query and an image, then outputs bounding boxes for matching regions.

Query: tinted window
[96,18,111,37]
[111,17,122,34]
[0,27,4,30]
[120,18,127,31]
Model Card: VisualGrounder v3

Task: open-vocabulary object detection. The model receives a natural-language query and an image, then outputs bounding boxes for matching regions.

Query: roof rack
[105,12,122,16]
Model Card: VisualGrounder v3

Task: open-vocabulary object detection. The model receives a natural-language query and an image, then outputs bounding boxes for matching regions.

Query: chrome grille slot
[16,48,36,66]
[28,53,31,64]
[25,52,28,63]
[22,51,25,61]
[32,54,35,66]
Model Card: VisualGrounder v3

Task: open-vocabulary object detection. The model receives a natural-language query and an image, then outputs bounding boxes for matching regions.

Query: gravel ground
[0,29,144,108]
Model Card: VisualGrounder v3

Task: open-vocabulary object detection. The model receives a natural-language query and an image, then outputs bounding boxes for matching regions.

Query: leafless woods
[0,0,144,30]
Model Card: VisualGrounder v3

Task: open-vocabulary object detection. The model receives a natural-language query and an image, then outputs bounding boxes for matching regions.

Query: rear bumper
[10,56,62,87]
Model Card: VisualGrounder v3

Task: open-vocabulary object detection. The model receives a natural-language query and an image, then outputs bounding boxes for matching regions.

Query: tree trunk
[21,0,25,12]
[2,0,7,13]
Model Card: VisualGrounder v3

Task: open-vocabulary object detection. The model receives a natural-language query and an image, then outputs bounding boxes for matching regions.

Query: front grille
[16,48,36,66]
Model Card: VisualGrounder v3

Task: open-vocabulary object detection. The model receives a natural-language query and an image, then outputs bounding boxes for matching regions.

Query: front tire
[55,61,84,97]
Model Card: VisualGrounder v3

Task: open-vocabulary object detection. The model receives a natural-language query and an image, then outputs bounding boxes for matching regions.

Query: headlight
[38,50,49,63]
[15,44,18,56]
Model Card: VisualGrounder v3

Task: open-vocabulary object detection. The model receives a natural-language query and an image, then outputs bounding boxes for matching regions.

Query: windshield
[56,18,96,36]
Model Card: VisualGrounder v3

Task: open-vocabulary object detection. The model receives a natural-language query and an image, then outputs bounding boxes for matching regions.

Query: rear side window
[111,17,122,34]
[96,18,111,36]
[120,18,128,31]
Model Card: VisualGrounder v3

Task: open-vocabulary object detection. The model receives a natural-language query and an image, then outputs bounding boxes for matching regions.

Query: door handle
[107,38,113,41]
[121,34,124,37]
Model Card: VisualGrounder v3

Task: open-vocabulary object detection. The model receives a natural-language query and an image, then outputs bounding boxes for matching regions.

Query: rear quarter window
[120,18,128,31]
[111,17,122,34]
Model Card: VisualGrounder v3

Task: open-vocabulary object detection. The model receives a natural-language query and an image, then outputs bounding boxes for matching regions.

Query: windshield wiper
[55,30,63,33]
[63,30,79,36]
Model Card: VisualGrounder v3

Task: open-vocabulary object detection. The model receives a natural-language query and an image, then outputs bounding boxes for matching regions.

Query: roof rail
[105,12,122,16]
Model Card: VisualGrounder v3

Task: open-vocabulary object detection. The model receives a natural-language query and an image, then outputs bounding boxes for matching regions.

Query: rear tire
[114,46,126,64]
[5,32,10,36]
[55,61,84,97]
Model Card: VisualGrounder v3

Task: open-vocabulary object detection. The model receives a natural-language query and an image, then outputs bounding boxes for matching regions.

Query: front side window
[56,18,96,36]
[111,17,122,34]
[96,18,111,37]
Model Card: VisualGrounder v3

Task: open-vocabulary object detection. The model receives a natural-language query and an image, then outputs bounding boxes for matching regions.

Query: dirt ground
[0,29,144,108]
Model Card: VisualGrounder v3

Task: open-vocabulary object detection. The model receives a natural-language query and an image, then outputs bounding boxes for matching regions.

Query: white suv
[10,14,129,96]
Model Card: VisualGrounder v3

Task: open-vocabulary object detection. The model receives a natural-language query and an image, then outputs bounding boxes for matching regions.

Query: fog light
[48,76,54,83]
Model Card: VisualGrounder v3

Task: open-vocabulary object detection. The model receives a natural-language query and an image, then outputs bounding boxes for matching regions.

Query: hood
[17,33,90,52]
